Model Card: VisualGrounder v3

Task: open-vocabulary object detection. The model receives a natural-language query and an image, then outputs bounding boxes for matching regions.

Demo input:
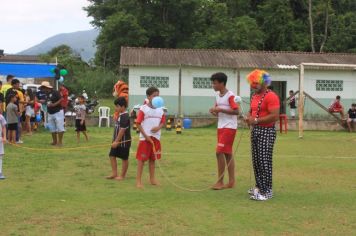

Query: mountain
[17,29,99,62]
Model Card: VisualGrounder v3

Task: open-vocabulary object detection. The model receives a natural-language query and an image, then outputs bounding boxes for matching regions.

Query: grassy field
[0,126,355,235]
[90,98,115,117]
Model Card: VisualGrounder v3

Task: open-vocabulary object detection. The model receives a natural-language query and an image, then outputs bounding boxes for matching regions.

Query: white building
[120,47,356,118]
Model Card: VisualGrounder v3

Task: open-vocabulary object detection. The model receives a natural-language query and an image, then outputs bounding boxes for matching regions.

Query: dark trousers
[251,126,276,197]
[16,116,21,142]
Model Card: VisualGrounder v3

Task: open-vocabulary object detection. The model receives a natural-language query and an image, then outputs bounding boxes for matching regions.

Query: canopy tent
[0,63,56,78]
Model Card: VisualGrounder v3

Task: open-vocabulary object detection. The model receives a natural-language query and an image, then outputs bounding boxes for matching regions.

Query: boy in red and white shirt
[209,72,239,190]
[136,87,165,188]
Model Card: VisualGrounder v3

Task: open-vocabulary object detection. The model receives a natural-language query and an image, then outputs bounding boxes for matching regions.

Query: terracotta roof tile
[120,47,356,69]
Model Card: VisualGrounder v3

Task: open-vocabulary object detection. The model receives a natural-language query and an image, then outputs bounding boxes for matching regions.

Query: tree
[258,0,307,51]
[308,0,316,52]
[84,0,356,68]
[40,45,119,97]
[324,12,356,52]
[86,0,202,70]
[94,12,148,70]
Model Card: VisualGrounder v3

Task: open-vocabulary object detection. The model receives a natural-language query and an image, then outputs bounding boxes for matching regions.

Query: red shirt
[329,100,342,109]
[60,86,69,108]
[250,91,280,127]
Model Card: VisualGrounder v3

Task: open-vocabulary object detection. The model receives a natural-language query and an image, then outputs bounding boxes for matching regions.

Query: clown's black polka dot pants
[251,126,276,197]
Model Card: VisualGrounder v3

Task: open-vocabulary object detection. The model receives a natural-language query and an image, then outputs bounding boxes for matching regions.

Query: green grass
[91,98,115,117]
[0,127,355,235]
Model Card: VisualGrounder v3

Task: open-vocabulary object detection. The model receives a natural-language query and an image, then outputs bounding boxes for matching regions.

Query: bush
[64,67,126,98]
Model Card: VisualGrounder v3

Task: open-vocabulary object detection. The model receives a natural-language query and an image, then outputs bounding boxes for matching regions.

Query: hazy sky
[0,0,94,54]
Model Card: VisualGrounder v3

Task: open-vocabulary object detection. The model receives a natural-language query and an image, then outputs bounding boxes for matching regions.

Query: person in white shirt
[209,72,239,190]
[135,87,165,188]
[74,95,88,142]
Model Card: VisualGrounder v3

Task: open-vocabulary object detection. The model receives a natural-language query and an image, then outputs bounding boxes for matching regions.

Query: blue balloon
[58,76,64,83]
[35,114,42,122]
[152,96,164,108]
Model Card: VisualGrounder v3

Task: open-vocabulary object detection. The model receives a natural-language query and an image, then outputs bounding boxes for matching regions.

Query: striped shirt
[113,112,131,148]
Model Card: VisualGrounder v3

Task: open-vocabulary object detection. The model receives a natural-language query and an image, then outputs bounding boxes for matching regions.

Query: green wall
[130,95,355,119]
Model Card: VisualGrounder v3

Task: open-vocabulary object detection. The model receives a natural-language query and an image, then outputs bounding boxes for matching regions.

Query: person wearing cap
[39,81,65,146]
[347,103,356,132]
[36,82,49,124]
[245,69,280,201]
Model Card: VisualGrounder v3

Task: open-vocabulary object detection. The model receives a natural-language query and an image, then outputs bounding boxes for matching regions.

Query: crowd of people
[0,75,89,179]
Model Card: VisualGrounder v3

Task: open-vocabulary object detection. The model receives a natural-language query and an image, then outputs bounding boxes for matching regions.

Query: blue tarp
[0,63,56,78]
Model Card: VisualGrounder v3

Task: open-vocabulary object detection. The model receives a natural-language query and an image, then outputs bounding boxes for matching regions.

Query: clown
[245,69,280,201]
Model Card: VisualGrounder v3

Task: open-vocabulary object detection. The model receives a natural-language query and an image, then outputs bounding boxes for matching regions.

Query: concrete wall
[65,115,349,131]
[128,66,356,118]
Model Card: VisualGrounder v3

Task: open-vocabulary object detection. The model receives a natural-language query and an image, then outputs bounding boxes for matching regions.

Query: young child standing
[74,95,88,143]
[0,113,7,179]
[24,88,35,135]
[209,72,239,190]
[6,94,19,144]
[136,87,165,188]
[107,97,131,180]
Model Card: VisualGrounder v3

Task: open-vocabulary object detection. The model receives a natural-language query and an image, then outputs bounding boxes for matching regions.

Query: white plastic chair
[98,106,110,127]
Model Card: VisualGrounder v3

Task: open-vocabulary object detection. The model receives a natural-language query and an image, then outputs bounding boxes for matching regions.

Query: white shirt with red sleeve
[136,104,166,140]
[216,90,238,129]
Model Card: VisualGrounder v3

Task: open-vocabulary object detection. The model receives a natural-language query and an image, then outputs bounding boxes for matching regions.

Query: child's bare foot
[150,179,160,186]
[211,182,224,190]
[223,182,235,189]
[114,176,124,181]
[50,142,57,146]
[106,175,117,179]
[136,182,144,188]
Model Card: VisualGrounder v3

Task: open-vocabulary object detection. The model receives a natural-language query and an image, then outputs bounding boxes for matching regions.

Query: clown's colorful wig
[246,69,272,86]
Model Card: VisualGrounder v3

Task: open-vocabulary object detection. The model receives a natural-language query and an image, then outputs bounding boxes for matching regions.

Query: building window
[316,80,343,91]
[140,76,169,88]
[193,77,212,89]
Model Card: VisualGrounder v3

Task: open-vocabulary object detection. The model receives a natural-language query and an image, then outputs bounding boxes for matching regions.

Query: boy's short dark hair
[336,95,341,99]
[78,95,85,100]
[210,72,227,85]
[289,90,294,93]
[6,75,14,82]
[352,103,356,107]
[11,79,20,85]
[146,87,159,96]
[114,97,128,108]
[8,93,16,100]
